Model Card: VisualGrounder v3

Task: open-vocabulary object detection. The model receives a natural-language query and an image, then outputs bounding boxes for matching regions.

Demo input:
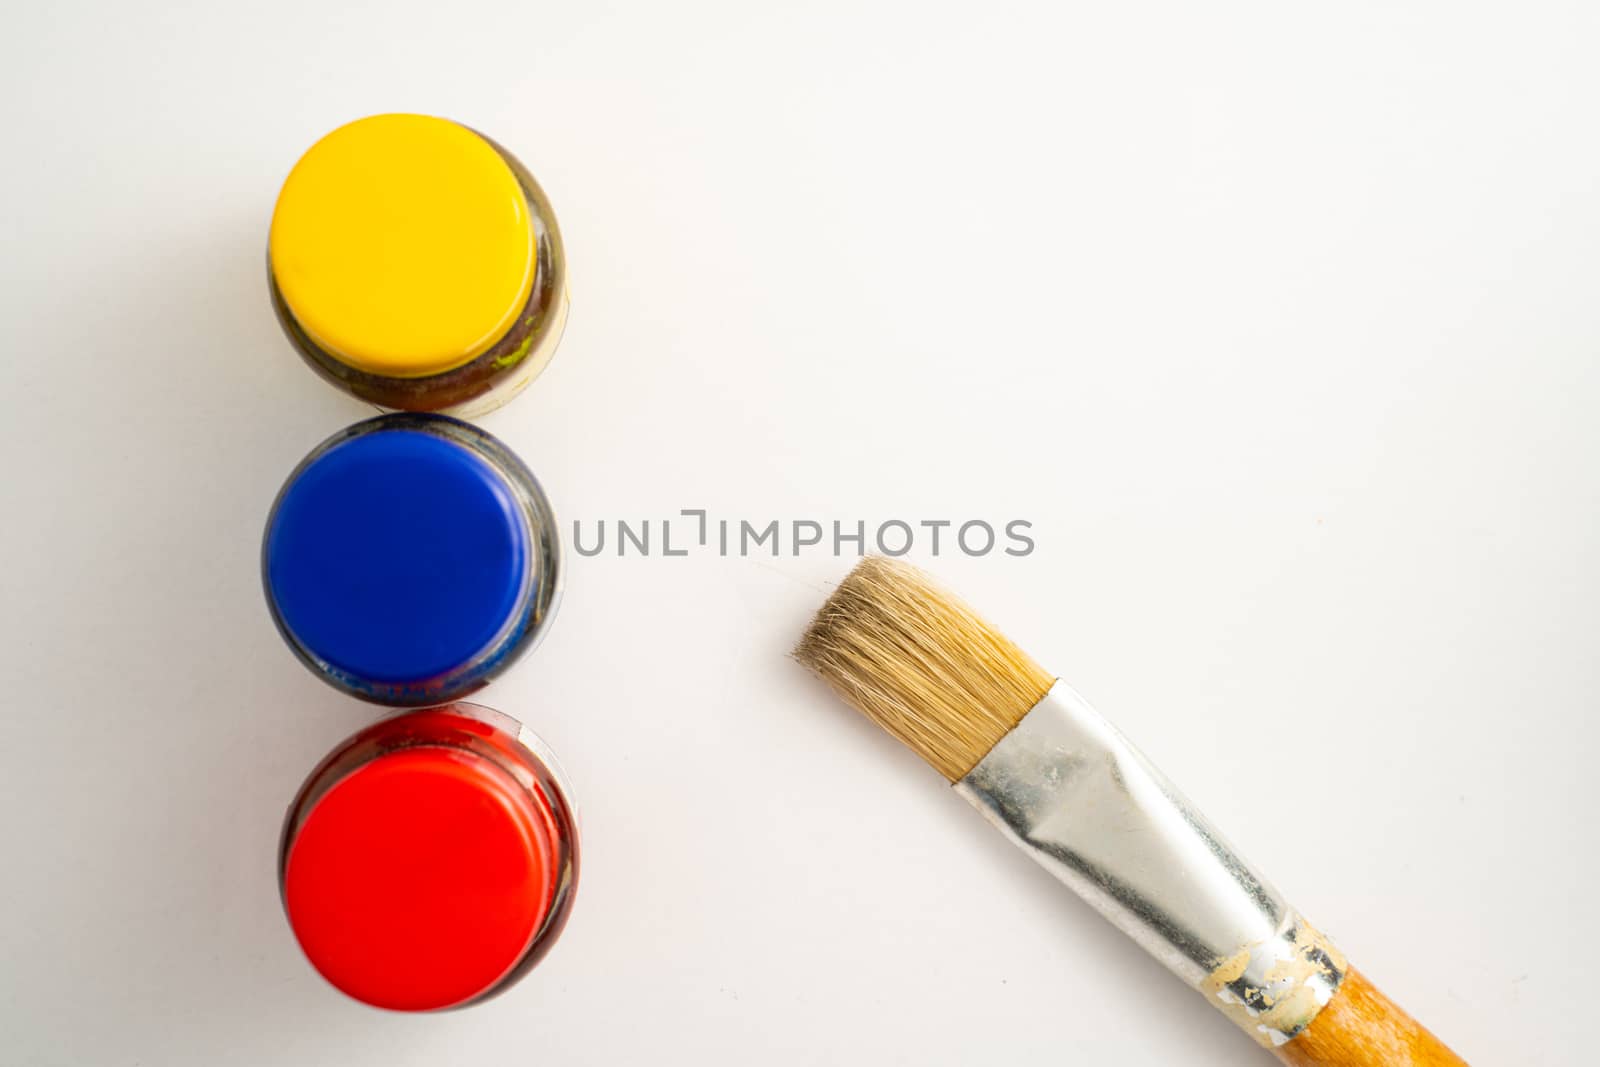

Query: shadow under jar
[262,413,561,706]
[269,113,569,417]
[280,703,580,1011]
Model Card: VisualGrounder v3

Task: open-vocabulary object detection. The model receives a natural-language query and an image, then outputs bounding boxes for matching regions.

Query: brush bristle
[794,556,1055,781]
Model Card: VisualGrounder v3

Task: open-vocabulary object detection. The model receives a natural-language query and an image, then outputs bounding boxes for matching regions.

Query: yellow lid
[269,114,536,378]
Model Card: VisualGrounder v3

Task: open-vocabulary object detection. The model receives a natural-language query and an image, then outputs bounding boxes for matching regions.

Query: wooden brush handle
[1273,968,1467,1066]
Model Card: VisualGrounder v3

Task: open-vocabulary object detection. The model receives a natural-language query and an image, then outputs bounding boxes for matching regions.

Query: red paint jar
[279,704,578,1011]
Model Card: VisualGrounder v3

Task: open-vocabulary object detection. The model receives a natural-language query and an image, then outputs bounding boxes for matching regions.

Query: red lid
[283,746,558,1011]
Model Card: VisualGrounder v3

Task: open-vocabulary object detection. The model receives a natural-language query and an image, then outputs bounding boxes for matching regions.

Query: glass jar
[280,704,579,1011]
[268,113,569,417]
[262,413,561,706]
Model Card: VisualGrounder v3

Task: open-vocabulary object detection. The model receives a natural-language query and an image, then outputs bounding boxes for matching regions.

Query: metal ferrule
[954,682,1346,1047]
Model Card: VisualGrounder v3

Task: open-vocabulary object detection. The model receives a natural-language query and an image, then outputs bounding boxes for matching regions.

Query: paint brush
[795,556,1466,1065]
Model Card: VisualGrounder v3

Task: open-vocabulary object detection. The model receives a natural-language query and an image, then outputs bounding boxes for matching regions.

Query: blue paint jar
[263,414,561,706]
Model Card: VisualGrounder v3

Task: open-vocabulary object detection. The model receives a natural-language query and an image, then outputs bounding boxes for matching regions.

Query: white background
[2,2,1595,1064]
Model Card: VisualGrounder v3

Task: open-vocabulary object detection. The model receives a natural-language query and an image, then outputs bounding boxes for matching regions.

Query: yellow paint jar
[269,115,568,416]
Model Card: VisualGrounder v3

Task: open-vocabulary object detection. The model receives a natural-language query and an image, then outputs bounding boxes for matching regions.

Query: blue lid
[265,427,532,686]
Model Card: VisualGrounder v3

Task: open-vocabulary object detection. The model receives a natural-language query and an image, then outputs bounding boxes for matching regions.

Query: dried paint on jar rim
[269,114,569,417]
[280,703,580,1011]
